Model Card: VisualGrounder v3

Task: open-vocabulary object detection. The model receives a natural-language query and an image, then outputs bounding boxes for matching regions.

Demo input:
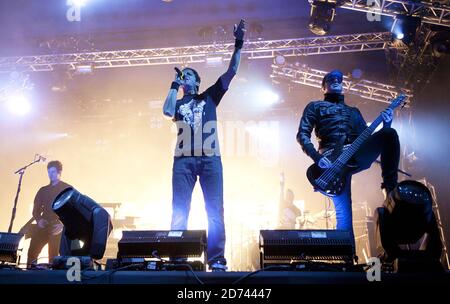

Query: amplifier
[0,232,23,264]
[118,230,206,259]
[105,258,206,271]
[259,230,355,264]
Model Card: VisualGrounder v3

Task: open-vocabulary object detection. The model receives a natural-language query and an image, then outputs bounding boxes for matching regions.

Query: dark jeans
[27,226,61,266]
[331,127,400,241]
[171,156,226,265]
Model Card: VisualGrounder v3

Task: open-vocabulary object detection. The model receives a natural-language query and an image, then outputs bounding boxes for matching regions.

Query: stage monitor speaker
[259,229,355,268]
[0,232,24,264]
[118,230,206,260]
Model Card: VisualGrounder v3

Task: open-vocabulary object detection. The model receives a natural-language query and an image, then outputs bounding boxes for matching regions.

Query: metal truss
[271,63,413,104]
[0,32,395,73]
[385,24,439,91]
[418,178,450,270]
[336,0,450,27]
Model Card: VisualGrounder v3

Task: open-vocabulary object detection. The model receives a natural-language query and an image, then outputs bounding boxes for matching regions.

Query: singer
[162,20,245,271]
[26,160,71,268]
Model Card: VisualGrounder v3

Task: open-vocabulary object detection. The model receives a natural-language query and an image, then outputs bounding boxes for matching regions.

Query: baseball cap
[322,70,343,88]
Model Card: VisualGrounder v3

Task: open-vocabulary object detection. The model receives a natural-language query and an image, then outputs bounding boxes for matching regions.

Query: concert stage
[1,269,449,285]
[1,5,450,303]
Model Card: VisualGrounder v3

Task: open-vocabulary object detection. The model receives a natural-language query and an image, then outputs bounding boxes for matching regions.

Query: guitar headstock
[389,93,408,110]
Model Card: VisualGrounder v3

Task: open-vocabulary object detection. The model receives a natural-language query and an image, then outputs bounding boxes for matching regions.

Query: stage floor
[1,269,449,285]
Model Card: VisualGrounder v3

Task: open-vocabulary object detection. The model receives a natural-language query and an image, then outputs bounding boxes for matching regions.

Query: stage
[1,3,450,300]
[1,269,449,285]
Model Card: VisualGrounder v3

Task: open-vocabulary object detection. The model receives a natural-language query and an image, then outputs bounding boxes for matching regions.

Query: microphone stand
[8,156,42,233]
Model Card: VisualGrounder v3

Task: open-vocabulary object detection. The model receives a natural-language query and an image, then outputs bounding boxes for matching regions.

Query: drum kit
[295,209,336,229]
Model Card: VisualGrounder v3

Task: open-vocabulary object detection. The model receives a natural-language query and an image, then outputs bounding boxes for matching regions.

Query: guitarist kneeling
[297,70,401,243]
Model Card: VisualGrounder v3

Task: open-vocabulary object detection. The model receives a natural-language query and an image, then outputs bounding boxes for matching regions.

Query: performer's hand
[381,108,393,124]
[318,156,333,169]
[37,218,48,229]
[51,222,64,235]
[233,19,246,40]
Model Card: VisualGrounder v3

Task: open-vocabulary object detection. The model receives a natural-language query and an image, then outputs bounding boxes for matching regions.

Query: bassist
[297,70,400,243]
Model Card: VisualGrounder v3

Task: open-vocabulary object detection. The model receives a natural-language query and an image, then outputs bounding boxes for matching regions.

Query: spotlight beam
[5,94,32,116]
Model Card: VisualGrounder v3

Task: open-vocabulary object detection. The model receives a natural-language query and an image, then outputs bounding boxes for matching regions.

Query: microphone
[36,154,47,162]
[174,67,184,80]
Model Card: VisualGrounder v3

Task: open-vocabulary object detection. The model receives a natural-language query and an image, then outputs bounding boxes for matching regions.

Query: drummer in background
[278,189,303,229]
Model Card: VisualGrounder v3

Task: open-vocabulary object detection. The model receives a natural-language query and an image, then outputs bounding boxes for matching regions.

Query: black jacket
[297,93,367,163]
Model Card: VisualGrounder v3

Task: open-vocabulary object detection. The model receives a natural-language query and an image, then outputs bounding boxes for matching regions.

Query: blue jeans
[331,127,400,244]
[332,175,354,239]
[171,156,226,265]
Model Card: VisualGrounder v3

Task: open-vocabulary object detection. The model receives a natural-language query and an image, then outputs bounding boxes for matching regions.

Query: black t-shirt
[173,77,227,157]
[32,181,72,222]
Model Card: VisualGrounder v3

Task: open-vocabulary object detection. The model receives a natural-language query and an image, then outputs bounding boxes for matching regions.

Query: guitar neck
[336,109,389,165]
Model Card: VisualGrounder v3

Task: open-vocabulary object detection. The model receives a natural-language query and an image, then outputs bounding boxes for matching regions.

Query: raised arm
[221,19,246,89]
[163,73,183,118]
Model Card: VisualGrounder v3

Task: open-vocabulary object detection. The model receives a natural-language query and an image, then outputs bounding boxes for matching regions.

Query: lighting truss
[384,24,439,92]
[335,0,450,27]
[271,63,413,104]
[0,32,395,73]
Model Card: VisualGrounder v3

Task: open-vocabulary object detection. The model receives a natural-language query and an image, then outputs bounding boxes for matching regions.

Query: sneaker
[209,261,228,272]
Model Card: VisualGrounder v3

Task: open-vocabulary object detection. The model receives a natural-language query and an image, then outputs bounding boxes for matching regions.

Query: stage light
[308,1,336,36]
[391,15,421,45]
[257,89,279,106]
[0,232,24,265]
[52,187,113,260]
[274,55,286,66]
[395,32,404,40]
[75,64,93,74]
[70,0,89,7]
[351,68,363,79]
[248,22,264,40]
[205,55,223,68]
[375,180,443,272]
[5,94,31,117]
